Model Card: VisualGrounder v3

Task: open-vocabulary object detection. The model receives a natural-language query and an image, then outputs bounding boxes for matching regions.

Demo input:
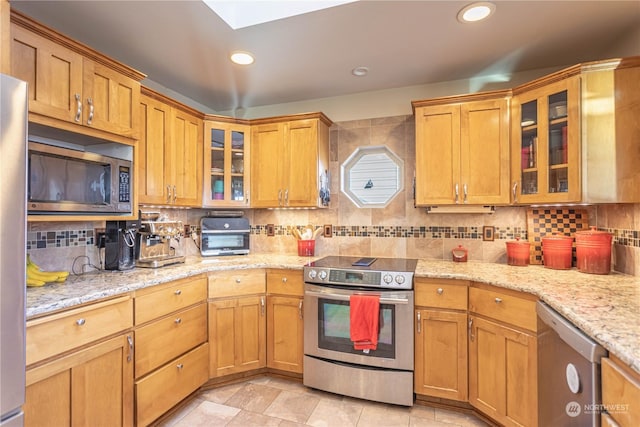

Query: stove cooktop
[303,256,418,289]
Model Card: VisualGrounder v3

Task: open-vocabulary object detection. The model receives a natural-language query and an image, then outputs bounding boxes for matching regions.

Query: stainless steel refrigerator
[0,74,28,426]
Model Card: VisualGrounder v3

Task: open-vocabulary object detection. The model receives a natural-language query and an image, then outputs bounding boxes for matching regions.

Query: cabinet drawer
[135,276,207,325]
[208,269,265,298]
[267,269,304,296]
[469,286,537,331]
[415,279,468,310]
[601,357,640,427]
[26,296,133,366]
[135,303,207,378]
[136,343,209,427]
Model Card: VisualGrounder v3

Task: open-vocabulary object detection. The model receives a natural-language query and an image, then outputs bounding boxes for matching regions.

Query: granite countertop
[26,255,640,374]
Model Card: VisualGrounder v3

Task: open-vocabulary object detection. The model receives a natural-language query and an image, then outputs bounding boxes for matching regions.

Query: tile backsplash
[26,115,640,276]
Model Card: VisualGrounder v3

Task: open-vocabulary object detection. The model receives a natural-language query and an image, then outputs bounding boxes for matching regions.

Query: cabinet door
[208,296,266,377]
[461,98,510,204]
[139,95,171,204]
[512,77,580,203]
[82,59,140,138]
[267,295,304,373]
[414,309,467,401]
[11,24,83,123]
[469,316,537,427]
[203,121,251,207]
[285,119,319,207]
[24,334,134,427]
[169,108,202,206]
[251,123,286,207]
[415,104,460,205]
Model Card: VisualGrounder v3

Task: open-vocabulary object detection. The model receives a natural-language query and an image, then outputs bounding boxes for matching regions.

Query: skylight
[203,0,357,29]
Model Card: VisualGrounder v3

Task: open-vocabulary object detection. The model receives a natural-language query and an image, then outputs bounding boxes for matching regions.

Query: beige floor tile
[306,398,364,427]
[225,382,282,412]
[155,397,204,427]
[200,383,244,404]
[357,403,411,426]
[434,408,488,427]
[172,401,240,427]
[410,416,460,427]
[264,389,321,424]
[226,409,283,426]
[409,404,436,420]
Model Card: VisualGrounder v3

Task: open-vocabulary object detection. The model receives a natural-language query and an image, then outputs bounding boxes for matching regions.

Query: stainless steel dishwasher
[537,302,607,426]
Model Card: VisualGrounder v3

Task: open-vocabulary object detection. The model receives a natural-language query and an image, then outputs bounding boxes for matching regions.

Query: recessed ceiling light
[352,66,369,77]
[230,51,255,65]
[457,2,495,23]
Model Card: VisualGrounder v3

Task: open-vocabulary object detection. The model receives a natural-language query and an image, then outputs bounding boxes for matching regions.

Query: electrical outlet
[324,224,333,238]
[94,228,106,248]
[267,224,275,237]
[184,224,191,237]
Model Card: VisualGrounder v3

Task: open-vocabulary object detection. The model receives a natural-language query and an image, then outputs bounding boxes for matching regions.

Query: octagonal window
[341,145,404,208]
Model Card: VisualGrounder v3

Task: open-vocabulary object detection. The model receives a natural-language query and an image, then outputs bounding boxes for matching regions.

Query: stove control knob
[308,269,317,279]
[383,274,393,284]
[395,275,405,285]
[318,270,328,280]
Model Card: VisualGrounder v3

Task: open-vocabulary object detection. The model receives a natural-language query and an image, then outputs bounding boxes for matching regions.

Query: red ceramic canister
[506,237,531,266]
[575,227,612,274]
[542,234,573,270]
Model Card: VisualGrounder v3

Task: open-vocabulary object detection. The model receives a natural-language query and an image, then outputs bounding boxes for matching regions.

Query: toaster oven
[200,216,250,256]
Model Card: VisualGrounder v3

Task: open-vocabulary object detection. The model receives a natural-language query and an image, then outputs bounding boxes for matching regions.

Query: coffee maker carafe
[104,220,138,270]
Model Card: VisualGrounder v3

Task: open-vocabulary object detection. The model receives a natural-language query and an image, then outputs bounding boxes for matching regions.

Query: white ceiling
[10,1,640,115]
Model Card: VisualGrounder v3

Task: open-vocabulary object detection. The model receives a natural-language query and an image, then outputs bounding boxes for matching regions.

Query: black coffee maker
[104,220,139,270]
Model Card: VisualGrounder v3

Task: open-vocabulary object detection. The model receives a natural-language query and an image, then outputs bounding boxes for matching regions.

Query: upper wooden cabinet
[10,11,144,143]
[203,116,251,207]
[251,113,332,208]
[139,87,203,207]
[413,91,511,206]
[511,57,640,204]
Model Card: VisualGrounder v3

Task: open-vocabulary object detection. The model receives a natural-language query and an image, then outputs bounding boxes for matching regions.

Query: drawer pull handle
[175,318,182,324]
[469,317,474,342]
[174,289,182,295]
[436,288,444,295]
[176,363,184,369]
[282,277,288,283]
[127,335,133,363]
[416,311,421,334]
[298,300,303,319]
[235,278,241,284]
[495,297,503,304]
[76,318,86,326]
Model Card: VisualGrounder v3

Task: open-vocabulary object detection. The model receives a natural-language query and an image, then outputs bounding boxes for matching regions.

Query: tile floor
[159,376,490,427]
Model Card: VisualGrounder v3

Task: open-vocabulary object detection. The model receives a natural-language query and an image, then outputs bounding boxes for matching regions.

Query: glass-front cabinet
[511,76,580,204]
[203,118,251,207]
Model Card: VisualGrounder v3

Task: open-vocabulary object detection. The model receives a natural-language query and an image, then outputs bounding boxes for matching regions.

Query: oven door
[304,283,413,370]
[200,231,249,256]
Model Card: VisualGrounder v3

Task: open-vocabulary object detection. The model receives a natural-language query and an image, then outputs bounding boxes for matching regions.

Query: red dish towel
[350,294,380,350]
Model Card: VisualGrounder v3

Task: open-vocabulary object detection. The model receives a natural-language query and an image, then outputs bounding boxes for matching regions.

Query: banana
[26,255,70,285]
[27,277,46,287]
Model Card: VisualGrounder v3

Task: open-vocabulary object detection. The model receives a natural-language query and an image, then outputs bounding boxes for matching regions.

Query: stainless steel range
[303,256,417,406]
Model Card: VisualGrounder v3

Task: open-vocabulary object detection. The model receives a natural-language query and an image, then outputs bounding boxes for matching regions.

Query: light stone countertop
[26,255,640,374]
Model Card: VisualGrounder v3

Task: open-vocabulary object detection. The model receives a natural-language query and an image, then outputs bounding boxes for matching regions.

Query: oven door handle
[305,289,410,305]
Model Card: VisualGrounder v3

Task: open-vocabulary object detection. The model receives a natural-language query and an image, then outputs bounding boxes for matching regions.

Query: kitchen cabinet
[10,11,143,143]
[203,116,251,207]
[511,57,640,204]
[133,275,208,426]
[208,269,266,377]
[139,87,203,207]
[601,356,640,427]
[251,113,331,208]
[23,296,134,427]
[414,278,468,402]
[468,284,538,427]
[266,269,304,374]
[413,91,510,206]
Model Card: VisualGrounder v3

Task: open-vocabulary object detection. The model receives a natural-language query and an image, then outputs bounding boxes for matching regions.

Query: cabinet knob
[174,318,182,324]
[176,363,184,370]
[174,289,182,295]
[282,277,288,283]
[436,288,444,295]
[76,318,86,326]
[235,278,241,284]
[495,297,503,304]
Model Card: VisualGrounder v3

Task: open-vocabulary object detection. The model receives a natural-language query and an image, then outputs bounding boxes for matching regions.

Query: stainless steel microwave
[28,141,133,214]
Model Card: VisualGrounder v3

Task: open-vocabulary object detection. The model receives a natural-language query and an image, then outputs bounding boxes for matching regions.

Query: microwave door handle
[304,289,410,305]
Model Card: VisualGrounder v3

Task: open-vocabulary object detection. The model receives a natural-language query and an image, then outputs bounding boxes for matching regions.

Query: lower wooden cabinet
[24,334,134,427]
[266,269,304,374]
[601,356,640,427]
[135,343,209,427]
[414,278,468,402]
[468,315,537,427]
[208,296,266,377]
